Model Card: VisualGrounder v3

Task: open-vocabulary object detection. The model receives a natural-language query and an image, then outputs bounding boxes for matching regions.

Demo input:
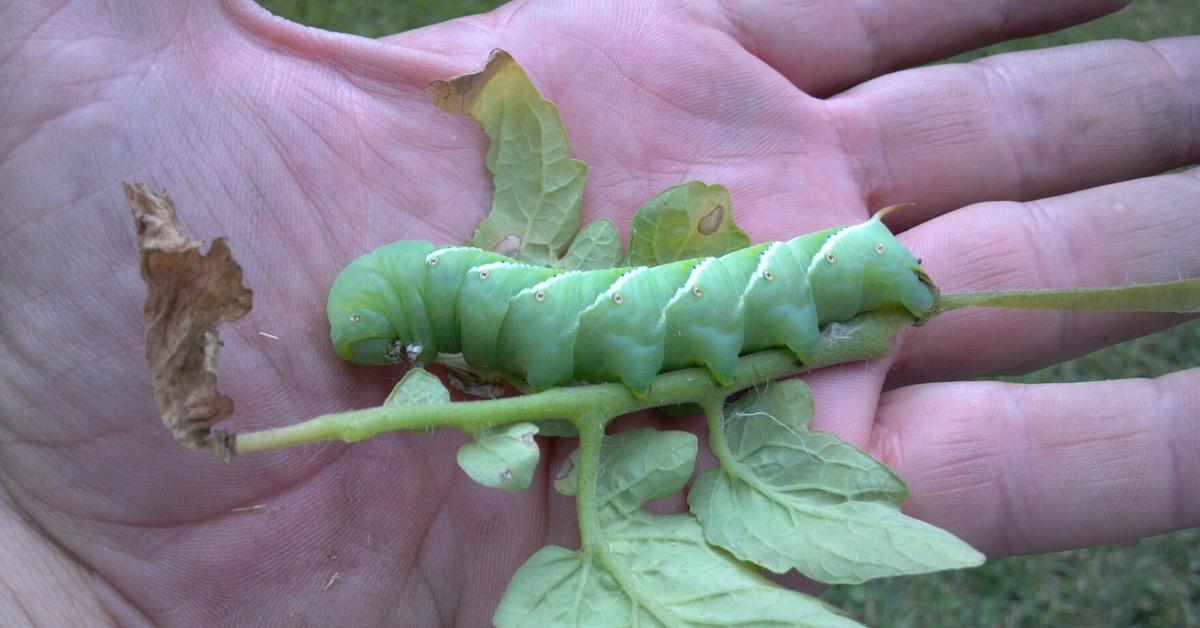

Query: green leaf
[626,181,750,266]
[712,381,907,497]
[551,449,580,497]
[689,380,985,584]
[428,50,587,266]
[494,519,861,627]
[498,428,859,627]
[592,427,696,514]
[937,278,1200,314]
[388,367,540,492]
[558,218,623,270]
[456,422,541,491]
[384,368,450,406]
[552,427,694,502]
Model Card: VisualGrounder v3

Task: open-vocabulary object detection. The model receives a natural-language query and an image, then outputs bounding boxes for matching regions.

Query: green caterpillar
[327,206,936,396]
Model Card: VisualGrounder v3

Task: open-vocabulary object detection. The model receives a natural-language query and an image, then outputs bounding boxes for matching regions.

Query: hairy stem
[935,279,1200,314]
[233,310,912,455]
[700,400,730,467]
[574,416,606,550]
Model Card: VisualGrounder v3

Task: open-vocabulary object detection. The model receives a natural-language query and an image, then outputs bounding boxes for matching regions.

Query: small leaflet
[626,181,750,266]
[126,182,251,457]
[558,218,623,271]
[384,368,451,406]
[496,428,858,627]
[688,380,985,584]
[456,422,541,492]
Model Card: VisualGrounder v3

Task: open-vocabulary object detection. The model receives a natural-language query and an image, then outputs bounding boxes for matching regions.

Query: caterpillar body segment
[327,212,937,395]
[423,246,509,354]
[458,261,557,372]
[738,241,821,359]
[659,256,744,385]
[499,267,625,391]
[573,261,696,396]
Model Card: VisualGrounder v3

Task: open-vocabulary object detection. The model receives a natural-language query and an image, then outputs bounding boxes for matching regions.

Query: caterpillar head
[326,241,437,366]
[825,206,936,321]
[861,205,938,318]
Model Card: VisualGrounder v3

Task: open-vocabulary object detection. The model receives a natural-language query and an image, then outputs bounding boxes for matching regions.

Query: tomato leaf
[689,380,985,584]
[429,50,587,266]
[496,428,858,627]
[626,181,750,265]
[126,182,251,458]
[558,218,623,270]
[456,422,541,492]
[383,369,541,491]
[384,367,450,406]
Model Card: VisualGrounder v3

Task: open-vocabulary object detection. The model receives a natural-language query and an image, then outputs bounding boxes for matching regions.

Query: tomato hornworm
[326,205,934,397]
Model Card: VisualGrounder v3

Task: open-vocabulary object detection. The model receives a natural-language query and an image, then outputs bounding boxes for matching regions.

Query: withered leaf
[126,182,251,458]
[428,49,587,267]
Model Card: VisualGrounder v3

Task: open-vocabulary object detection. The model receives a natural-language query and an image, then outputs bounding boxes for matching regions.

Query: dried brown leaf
[426,48,513,115]
[126,182,251,457]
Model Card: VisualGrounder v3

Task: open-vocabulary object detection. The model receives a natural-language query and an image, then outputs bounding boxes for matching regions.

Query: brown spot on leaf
[126,182,251,456]
[427,49,515,114]
[698,204,724,235]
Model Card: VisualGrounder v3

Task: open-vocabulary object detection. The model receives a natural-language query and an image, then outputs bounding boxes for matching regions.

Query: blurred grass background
[258,1,1199,625]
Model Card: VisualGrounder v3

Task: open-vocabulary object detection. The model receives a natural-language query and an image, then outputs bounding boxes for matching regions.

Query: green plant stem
[233,310,912,455]
[700,398,776,504]
[935,279,1200,314]
[700,400,730,466]
[235,350,794,453]
[574,416,605,550]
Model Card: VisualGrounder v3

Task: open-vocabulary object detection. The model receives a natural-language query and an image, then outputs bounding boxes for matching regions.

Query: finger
[870,370,1200,557]
[829,37,1200,226]
[803,359,891,445]
[890,168,1200,385]
[716,0,1128,96]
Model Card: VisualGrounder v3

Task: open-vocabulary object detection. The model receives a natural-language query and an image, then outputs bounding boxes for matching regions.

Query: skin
[1,0,1197,624]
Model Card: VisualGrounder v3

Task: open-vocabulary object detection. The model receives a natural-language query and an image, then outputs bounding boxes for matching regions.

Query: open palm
[2,0,1197,624]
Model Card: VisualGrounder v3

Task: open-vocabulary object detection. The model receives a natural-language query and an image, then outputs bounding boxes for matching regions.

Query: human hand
[1,0,1196,624]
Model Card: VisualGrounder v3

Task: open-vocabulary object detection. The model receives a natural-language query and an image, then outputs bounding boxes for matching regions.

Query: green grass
[952,0,1199,60]
[256,0,507,38]
[824,527,1200,627]
[258,1,1199,625]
